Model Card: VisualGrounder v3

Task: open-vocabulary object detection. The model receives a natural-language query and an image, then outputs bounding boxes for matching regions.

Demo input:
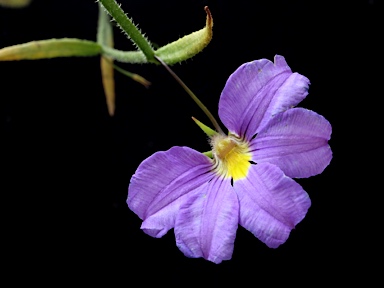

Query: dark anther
[249,161,257,165]
[230,178,234,186]
[251,133,258,140]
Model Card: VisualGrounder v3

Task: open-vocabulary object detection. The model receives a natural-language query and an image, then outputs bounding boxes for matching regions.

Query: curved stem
[155,55,224,135]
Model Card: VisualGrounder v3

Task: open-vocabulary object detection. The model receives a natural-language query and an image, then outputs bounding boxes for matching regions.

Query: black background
[1,0,378,284]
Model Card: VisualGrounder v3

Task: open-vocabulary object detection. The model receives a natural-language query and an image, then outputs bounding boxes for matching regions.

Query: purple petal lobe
[234,163,310,248]
[175,176,239,264]
[251,108,332,178]
[128,146,212,237]
[219,55,310,140]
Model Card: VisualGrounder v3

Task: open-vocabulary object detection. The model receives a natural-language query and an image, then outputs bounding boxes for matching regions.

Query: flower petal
[175,176,239,264]
[127,146,213,237]
[251,108,332,178]
[234,163,310,248]
[218,55,310,140]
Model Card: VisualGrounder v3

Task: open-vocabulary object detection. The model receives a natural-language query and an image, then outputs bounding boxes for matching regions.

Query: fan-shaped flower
[128,55,332,264]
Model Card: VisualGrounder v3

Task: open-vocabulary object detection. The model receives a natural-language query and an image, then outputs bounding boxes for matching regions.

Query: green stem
[98,0,155,63]
[155,55,224,135]
[101,46,147,63]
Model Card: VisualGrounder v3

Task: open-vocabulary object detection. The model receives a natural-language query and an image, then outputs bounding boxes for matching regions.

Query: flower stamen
[211,134,251,180]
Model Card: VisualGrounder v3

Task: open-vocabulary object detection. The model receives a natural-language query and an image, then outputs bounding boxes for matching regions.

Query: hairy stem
[98,0,155,63]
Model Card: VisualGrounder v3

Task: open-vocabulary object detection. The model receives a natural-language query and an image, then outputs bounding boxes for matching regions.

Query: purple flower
[128,55,332,264]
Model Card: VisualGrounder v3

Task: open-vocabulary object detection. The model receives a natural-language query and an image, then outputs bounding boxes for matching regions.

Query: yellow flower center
[211,134,251,180]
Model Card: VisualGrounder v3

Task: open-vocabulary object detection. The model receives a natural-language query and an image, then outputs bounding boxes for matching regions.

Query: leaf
[0,0,31,8]
[113,63,151,88]
[0,38,101,61]
[155,6,213,65]
[98,4,116,116]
